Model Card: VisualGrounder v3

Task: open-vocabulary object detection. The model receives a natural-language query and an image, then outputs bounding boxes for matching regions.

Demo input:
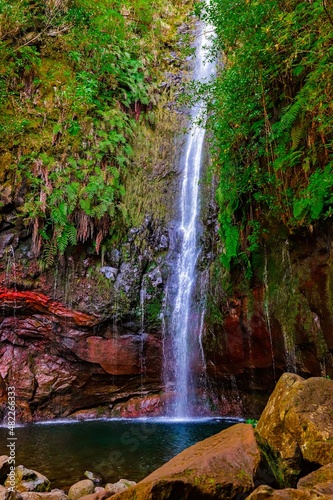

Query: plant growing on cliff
[0,0,194,263]
[198,0,333,273]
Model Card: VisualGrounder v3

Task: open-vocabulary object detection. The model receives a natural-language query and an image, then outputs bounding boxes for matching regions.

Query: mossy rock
[5,466,51,493]
[256,373,333,488]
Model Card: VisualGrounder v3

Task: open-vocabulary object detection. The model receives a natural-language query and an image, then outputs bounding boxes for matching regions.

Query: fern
[280,101,302,132]
[66,182,79,210]
[42,240,57,269]
[68,224,77,246]
[291,124,304,149]
[220,214,239,270]
[51,203,68,226]
[57,229,69,255]
[293,165,333,223]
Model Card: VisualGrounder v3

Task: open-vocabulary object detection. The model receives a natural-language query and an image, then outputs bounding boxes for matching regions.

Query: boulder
[5,467,50,493]
[245,485,330,498]
[104,480,136,495]
[255,373,333,487]
[112,423,261,499]
[246,485,275,499]
[0,456,10,484]
[68,481,94,500]
[0,487,23,500]
[83,473,103,486]
[76,491,113,500]
[297,463,333,496]
[20,491,67,500]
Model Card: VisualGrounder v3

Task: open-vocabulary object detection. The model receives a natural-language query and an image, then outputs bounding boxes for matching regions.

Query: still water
[0,418,237,490]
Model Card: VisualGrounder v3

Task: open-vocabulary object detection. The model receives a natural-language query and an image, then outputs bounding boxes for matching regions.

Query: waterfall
[163,21,215,417]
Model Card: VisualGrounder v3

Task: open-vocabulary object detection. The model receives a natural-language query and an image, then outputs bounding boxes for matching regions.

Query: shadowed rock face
[0,289,162,422]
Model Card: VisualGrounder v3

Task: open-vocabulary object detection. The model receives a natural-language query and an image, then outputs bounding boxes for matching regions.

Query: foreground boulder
[20,491,67,500]
[297,463,333,496]
[246,484,333,498]
[68,480,94,500]
[255,373,333,487]
[105,481,136,495]
[5,467,50,493]
[112,423,262,499]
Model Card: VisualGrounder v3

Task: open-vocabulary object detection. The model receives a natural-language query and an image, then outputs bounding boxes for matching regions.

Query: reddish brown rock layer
[0,290,99,327]
[0,288,162,422]
[203,230,333,418]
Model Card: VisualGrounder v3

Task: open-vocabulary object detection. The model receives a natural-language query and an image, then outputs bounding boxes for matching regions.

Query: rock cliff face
[202,224,333,417]
[1,203,333,421]
[0,287,163,422]
[0,213,170,422]
[1,27,333,422]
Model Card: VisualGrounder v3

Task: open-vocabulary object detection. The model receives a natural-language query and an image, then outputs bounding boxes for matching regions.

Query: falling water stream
[163,22,215,417]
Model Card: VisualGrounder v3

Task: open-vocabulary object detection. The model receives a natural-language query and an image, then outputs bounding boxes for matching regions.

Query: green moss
[145,297,162,326]
[256,436,293,488]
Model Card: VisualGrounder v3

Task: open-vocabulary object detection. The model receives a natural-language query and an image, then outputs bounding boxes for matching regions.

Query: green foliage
[146,297,162,326]
[0,0,192,261]
[245,418,258,428]
[293,163,333,222]
[199,0,333,272]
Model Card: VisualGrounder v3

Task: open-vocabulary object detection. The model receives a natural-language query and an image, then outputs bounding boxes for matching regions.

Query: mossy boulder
[112,423,262,499]
[246,484,332,498]
[255,373,333,487]
[5,467,50,493]
[20,491,67,500]
[297,463,333,496]
[68,481,94,500]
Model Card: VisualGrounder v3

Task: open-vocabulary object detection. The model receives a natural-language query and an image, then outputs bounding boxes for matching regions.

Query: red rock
[76,335,161,376]
[0,289,99,327]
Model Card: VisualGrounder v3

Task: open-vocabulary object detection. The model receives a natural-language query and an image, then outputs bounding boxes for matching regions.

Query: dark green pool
[0,418,238,490]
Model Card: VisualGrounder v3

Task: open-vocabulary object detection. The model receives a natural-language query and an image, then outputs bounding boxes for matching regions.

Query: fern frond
[57,229,69,254]
[291,124,304,149]
[280,101,301,132]
[43,240,57,268]
[68,224,77,246]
